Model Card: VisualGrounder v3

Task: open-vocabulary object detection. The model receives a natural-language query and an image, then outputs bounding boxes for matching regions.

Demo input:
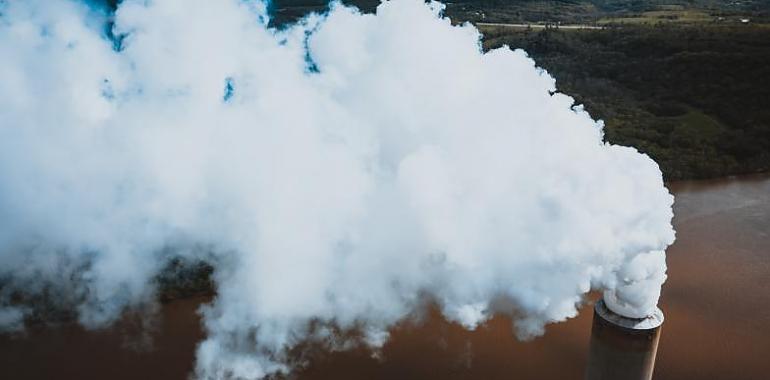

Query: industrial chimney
[585,297,664,380]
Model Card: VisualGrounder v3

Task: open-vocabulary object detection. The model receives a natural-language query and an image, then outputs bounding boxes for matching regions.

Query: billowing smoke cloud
[0,0,675,378]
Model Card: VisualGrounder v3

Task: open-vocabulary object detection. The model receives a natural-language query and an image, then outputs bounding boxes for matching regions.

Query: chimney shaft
[585,299,663,380]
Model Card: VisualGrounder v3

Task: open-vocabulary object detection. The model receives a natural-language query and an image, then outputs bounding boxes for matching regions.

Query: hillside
[482,24,770,179]
[270,0,770,25]
[271,1,770,180]
[93,0,770,180]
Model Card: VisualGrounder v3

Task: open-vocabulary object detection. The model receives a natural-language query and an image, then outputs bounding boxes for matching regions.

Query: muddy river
[1,175,769,379]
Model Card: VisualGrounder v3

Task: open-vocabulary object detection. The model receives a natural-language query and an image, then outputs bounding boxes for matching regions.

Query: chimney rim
[595,299,664,330]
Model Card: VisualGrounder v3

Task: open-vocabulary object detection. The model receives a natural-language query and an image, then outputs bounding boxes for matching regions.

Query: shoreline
[665,170,770,187]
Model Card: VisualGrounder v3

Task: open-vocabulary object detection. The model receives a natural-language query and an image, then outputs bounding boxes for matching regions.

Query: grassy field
[597,9,715,25]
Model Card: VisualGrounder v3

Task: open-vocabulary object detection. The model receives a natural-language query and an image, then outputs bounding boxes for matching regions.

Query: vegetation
[482,24,770,179]
[155,258,215,302]
[97,0,770,179]
[443,0,770,25]
[270,0,381,25]
[270,1,770,180]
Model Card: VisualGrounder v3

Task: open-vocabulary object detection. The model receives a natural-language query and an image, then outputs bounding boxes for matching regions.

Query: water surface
[1,175,768,379]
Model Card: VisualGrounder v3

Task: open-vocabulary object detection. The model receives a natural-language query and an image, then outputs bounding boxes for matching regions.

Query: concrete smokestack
[585,299,664,380]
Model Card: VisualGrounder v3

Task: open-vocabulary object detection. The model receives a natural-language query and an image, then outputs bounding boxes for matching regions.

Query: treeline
[90,1,770,26]
[483,25,770,179]
[444,0,770,24]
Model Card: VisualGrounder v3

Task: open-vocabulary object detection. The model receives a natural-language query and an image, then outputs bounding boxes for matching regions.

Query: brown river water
[1,175,769,380]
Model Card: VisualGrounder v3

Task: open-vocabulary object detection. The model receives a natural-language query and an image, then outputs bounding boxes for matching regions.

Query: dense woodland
[444,0,770,24]
[483,25,770,180]
[269,0,770,25]
[96,0,770,180]
[267,1,770,179]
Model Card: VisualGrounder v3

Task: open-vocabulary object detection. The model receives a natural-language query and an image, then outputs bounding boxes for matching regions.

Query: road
[475,22,605,30]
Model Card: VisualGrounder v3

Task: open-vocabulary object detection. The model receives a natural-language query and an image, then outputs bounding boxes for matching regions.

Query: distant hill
[481,23,770,179]
[87,0,770,180]
[270,0,770,180]
[90,1,769,25]
[441,0,770,24]
[268,1,769,25]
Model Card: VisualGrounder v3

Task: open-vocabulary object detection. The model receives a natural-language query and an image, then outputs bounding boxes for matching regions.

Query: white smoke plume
[0,0,675,377]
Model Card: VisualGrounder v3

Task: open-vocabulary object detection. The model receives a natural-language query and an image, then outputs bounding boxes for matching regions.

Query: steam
[0,0,675,377]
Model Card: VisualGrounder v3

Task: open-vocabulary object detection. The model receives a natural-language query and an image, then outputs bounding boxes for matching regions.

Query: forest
[482,25,770,179]
[94,0,770,180]
[270,0,770,179]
